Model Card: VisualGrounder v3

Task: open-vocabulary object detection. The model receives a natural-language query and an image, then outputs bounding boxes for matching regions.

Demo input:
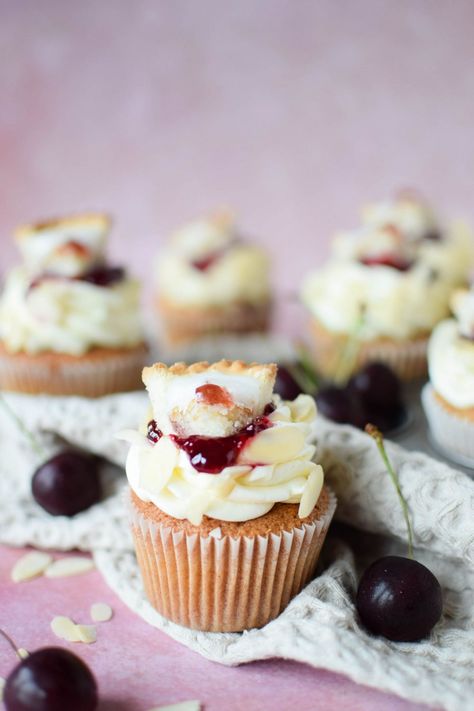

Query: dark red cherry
[32,451,102,517]
[274,365,305,401]
[4,647,98,711]
[316,386,366,428]
[360,254,412,271]
[348,362,401,409]
[356,556,443,642]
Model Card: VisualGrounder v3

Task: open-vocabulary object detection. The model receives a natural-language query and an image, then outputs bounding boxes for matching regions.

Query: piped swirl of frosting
[428,288,474,408]
[0,214,144,355]
[302,195,473,341]
[118,361,323,525]
[155,213,270,306]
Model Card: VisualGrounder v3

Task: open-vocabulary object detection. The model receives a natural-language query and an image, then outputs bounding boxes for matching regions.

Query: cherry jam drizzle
[146,403,275,474]
[29,266,125,291]
[360,254,413,271]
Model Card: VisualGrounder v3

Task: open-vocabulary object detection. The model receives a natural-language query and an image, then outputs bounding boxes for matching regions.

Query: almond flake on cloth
[94,418,474,711]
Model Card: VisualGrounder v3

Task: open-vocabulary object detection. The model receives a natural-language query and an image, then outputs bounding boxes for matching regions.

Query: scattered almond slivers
[51,616,96,644]
[148,702,201,711]
[298,464,324,519]
[45,557,95,579]
[90,602,113,622]
[11,551,53,583]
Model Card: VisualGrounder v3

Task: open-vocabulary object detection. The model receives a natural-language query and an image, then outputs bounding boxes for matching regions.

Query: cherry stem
[0,629,23,660]
[0,394,46,458]
[365,423,414,559]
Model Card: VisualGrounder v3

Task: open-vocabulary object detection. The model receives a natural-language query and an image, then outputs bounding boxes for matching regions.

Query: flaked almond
[51,616,81,642]
[11,551,53,583]
[75,625,97,644]
[148,702,201,711]
[90,602,113,622]
[45,557,94,578]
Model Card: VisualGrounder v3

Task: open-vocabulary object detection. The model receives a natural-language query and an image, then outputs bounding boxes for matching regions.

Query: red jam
[29,266,125,291]
[195,384,234,407]
[146,404,276,473]
[360,254,412,271]
[147,420,163,444]
[191,252,222,272]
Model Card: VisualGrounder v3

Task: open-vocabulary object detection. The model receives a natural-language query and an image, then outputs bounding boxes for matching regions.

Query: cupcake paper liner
[157,297,272,346]
[129,488,336,632]
[422,384,474,464]
[0,342,149,397]
[310,318,428,381]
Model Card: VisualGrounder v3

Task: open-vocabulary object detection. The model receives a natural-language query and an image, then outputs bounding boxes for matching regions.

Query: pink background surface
[0,1,471,708]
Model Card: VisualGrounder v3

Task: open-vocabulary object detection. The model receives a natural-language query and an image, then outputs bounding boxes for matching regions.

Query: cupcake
[301,193,473,381]
[119,360,335,632]
[0,214,148,396]
[422,287,474,462]
[155,212,271,345]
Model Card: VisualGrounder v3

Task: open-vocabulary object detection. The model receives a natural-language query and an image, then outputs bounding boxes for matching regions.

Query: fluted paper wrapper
[310,318,428,381]
[0,343,148,397]
[157,297,271,346]
[422,383,474,464]
[129,490,336,632]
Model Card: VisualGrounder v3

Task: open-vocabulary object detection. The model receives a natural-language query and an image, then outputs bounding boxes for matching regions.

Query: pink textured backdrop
[0,2,471,708]
[2,0,474,296]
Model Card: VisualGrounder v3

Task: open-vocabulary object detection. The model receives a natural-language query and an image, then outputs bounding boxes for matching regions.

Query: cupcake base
[156,296,272,346]
[129,486,336,632]
[422,384,474,463]
[309,318,428,381]
[0,341,149,397]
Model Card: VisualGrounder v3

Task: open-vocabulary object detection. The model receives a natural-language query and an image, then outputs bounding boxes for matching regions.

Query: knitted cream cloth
[0,391,472,711]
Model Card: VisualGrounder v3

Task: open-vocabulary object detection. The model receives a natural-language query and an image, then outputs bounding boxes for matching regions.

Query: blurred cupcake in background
[0,214,148,396]
[423,287,474,463]
[155,212,272,345]
[301,192,473,381]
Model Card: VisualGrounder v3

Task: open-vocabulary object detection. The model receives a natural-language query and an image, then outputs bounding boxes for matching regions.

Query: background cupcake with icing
[120,359,335,632]
[301,193,473,381]
[0,213,148,397]
[423,286,474,463]
[155,212,272,345]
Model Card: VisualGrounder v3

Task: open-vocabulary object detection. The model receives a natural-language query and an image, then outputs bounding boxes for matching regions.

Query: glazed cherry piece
[356,555,443,642]
[4,647,98,711]
[274,365,305,401]
[316,386,366,428]
[32,450,102,517]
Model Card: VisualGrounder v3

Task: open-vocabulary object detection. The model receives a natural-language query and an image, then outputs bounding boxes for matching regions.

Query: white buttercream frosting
[155,214,270,306]
[0,213,144,356]
[0,267,144,356]
[121,393,322,524]
[303,196,473,341]
[428,319,474,409]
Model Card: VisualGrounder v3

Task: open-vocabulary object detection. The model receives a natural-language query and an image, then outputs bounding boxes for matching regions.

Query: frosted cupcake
[423,288,474,462]
[0,214,148,396]
[119,360,335,632]
[155,212,271,345]
[301,193,473,381]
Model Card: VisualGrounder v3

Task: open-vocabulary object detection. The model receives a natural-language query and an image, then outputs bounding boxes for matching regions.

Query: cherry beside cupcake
[118,359,335,632]
[0,213,148,397]
[154,212,272,345]
[301,192,473,381]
